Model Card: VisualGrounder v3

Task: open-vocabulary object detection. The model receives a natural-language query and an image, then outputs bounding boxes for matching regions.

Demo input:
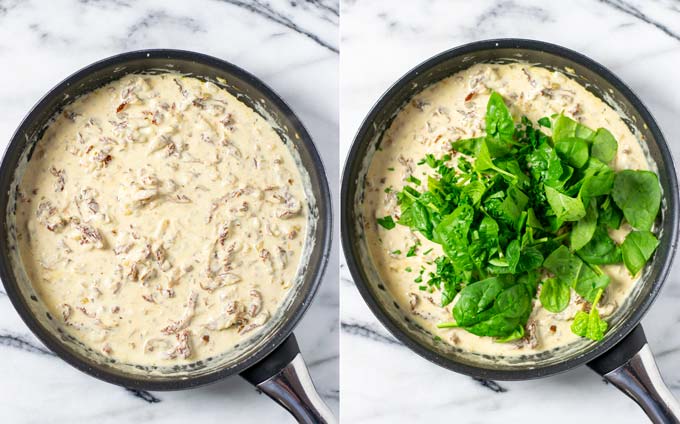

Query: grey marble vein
[598,0,680,42]
[124,388,162,403]
[124,10,205,47]
[27,22,73,46]
[654,342,680,358]
[306,0,339,18]
[216,0,339,53]
[473,377,508,393]
[340,276,355,286]
[475,0,551,27]
[308,353,340,368]
[77,0,132,7]
[0,0,20,17]
[0,330,164,404]
[0,331,53,356]
[341,321,400,345]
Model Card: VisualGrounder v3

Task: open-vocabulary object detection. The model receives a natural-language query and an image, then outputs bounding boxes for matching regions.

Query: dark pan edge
[0,49,333,390]
[341,38,679,381]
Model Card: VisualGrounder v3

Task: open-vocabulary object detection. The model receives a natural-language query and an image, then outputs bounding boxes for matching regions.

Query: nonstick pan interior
[0,50,332,390]
[341,39,678,380]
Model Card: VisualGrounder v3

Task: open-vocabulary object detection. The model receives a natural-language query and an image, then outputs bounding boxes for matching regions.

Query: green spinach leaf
[485,91,515,156]
[543,245,609,302]
[399,201,434,240]
[577,226,622,265]
[571,289,608,341]
[552,114,595,141]
[571,199,598,251]
[517,246,544,273]
[555,137,589,168]
[573,264,610,304]
[599,196,623,229]
[451,137,483,155]
[452,277,533,338]
[539,278,571,313]
[543,245,581,286]
[377,216,395,230]
[505,239,521,273]
[612,170,661,231]
[475,140,516,181]
[621,230,659,275]
[545,186,586,222]
[579,158,615,201]
[591,128,618,163]
[500,186,529,223]
[526,142,563,186]
[462,180,486,206]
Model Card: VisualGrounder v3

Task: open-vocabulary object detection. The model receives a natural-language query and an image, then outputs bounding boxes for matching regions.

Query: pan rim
[340,38,679,380]
[0,48,333,391]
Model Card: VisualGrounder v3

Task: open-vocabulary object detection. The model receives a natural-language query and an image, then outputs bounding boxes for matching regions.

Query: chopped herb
[376,216,396,230]
[406,175,422,185]
[420,153,451,168]
[414,267,425,283]
[422,248,433,255]
[537,116,551,128]
[406,245,417,257]
[391,249,402,255]
[405,267,412,272]
[387,167,395,171]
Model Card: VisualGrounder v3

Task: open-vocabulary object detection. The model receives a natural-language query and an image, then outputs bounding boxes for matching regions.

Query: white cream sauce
[363,63,649,356]
[16,73,307,365]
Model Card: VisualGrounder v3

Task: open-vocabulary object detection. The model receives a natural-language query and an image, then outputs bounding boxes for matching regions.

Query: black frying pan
[341,39,680,423]
[1,49,335,423]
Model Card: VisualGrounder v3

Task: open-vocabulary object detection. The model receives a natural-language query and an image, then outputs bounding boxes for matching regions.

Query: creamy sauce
[15,73,307,365]
[363,63,649,356]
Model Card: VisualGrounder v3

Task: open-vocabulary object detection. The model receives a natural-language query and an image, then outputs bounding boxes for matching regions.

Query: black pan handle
[588,324,680,423]
[240,333,336,423]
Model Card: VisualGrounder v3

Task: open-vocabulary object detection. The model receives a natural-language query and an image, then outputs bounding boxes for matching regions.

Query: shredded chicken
[239,310,270,334]
[204,300,246,331]
[248,290,262,317]
[161,291,198,335]
[163,330,192,359]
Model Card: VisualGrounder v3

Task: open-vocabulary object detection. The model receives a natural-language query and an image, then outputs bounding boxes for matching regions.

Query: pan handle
[240,333,336,424]
[588,324,680,423]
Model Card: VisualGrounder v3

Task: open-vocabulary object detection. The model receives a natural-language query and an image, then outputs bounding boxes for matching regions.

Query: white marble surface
[340,0,680,422]
[0,0,338,422]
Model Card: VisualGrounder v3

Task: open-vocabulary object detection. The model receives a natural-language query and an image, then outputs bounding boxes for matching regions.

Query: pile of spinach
[378,92,661,342]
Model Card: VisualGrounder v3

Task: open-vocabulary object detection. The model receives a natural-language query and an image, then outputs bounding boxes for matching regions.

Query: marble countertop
[0,0,338,422]
[340,0,680,422]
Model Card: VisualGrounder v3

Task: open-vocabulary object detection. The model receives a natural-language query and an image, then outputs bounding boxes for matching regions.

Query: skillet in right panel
[340,1,680,423]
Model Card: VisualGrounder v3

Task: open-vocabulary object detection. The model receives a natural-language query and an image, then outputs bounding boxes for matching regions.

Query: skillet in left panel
[0,1,339,422]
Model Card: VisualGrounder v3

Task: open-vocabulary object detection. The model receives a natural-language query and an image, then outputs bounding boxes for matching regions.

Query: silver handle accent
[604,344,680,423]
[257,354,336,424]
